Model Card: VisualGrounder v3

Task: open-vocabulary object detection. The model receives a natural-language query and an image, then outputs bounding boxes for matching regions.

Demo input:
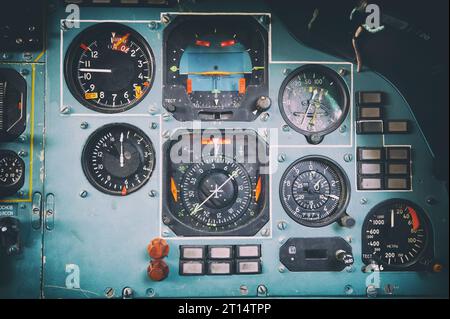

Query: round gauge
[0,150,25,197]
[180,156,253,228]
[279,65,349,143]
[164,131,270,236]
[362,200,431,269]
[82,123,155,196]
[280,156,350,227]
[65,23,155,113]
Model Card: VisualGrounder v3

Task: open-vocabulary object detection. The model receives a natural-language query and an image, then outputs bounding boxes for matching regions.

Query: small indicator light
[195,40,211,47]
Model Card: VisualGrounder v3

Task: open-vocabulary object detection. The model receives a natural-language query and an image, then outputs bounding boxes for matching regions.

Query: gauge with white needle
[280,156,350,227]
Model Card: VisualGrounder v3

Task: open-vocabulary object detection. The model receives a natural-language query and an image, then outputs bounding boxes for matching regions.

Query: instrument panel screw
[366,285,378,298]
[344,285,354,295]
[278,265,286,273]
[360,198,368,205]
[384,284,395,295]
[239,285,249,295]
[104,287,115,299]
[149,190,158,198]
[260,228,270,237]
[18,150,28,157]
[60,106,71,114]
[426,197,437,205]
[282,124,290,132]
[343,154,353,162]
[260,112,270,122]
[18,135,27,143]
[80,122,89,129]
[162,229,170,237]
[23,52,33,61]
[162,113,171,121]
[1,53,10,60]
[146,288,156,297]
[161,14,171,24]
[339,68,348,77]
[257,285,268,296]
[339,125,347,133]
[277,221,288,231]
[162,130,171,139]
[79,190,88,198]
[151,122,158,130]
[283,68,291,76]
[20,69,29,76]
[148,22,160,30]
[122,287,134,299]
[17,191,25,198]
[278,153,286,163]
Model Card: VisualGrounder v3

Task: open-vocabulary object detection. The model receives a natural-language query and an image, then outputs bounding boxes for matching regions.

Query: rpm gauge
[362,200,432,270]
[280,156,350,227]
[0,150,25,197]
[65,23,155,113]
[82,123,155,196]
[279,65,349,144]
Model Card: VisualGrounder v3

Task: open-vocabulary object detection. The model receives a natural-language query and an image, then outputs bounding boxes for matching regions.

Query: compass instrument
[163,130,270,236]
[82,123,156,196]
[64,23,155,113]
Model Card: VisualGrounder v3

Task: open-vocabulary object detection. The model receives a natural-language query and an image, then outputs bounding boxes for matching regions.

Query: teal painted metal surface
[0,0,447,298]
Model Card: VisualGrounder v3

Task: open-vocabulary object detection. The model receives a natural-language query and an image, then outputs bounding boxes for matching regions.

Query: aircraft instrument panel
[0,0,448,301]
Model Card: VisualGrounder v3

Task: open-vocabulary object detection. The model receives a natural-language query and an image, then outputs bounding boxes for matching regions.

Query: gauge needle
[119,133,125,168]
[326,194,340,200]
[79,68,113,73]
[391,209,395,228]
[301,89,318,126]
[191,170,239,216]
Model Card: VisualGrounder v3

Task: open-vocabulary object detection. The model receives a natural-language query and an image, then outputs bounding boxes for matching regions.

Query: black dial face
[280,156,350,227]
[279,65,349,142]
[65,23,155,113]
[82,123,155,196]
[164,130,270,236]
[0,150,25,197]
[163,15,268,121]
[362,200,431,269]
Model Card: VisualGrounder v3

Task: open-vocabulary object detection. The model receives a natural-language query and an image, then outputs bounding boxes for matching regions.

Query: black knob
[336,249,354,266]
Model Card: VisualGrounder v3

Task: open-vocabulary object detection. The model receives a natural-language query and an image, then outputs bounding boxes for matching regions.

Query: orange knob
[147,259,169,281]
[147,238,170,259]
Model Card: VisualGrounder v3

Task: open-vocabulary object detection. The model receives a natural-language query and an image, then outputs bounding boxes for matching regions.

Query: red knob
[147,238,170,259]
[147,259,169,281]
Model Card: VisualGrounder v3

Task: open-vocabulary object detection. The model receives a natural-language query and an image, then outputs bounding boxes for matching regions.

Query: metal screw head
[122,287,133,299]
[283,68,292,76]
[278,265,286,273]
[278,153,286,163]
[339,125,347,133]
[148,22,160,30]
[149,190,158,198]
[339,68,348,76]
[161,14,171,24]
[162,112,171,121]
[23,52,33,61]
[60,106,71,114]
[2,53,10,60]
[162,130,171,139]
[239,285,249,295]
[80,122,89,129]
[260,112,270,122]
[20,69,29,76]
[151,122,158,130]
[18,135,27,143]
[360,198,368,205]
[17,191,25,198]
[426,197,437,205]
[79,190,88,198]
[344,285,354,295]
[162,229,170,237]
[260,228,270,237]
[104,287,115,298]
[16,38,23,45]
[384,284,394,295]
[282,124,290,132]
[257,285,268,296]
[366,285,378,298]
[18,150,28,157]
[343,154,353,162]
[277,221,288,231]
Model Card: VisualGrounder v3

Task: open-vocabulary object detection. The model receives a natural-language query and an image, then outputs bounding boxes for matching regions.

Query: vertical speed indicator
[65,23,155,113]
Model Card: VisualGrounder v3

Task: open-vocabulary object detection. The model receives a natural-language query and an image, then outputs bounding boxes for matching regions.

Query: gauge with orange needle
[362,199,432,269]
[82,123,155,196]
[65,23,155,113]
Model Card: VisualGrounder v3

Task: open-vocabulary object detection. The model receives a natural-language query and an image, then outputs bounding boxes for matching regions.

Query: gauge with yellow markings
[65,23,155,113]
[279,65,350,144]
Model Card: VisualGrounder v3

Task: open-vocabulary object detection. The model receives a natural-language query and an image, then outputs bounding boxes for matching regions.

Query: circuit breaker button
[179,261,205,276]
[208,261,233,275]
[147,259,169,281]
[236,260,262,274]
[357,91,384,105]
[208,246,233,259]
[147,238,170,259]
[236,245,261,258]
[180,246,205,260]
